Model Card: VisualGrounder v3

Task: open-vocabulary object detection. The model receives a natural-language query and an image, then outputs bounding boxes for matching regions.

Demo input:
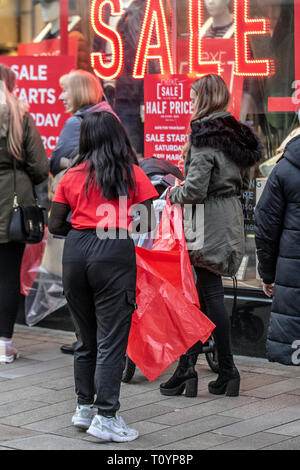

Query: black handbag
[8,158,45,244]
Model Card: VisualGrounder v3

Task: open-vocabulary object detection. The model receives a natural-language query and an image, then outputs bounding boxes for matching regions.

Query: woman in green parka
[0,65,49,363]
[160,74,263,398]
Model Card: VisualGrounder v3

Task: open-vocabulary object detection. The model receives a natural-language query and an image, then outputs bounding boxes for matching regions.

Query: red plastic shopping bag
[152,193,200,307]
[20,228,48,296]
[127,194,215,382]
[128,247,215,381]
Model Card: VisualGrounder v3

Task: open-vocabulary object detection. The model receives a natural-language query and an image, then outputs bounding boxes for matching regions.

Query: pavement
[0,324,300,451]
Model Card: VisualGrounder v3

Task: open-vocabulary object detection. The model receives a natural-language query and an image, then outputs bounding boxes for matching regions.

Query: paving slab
[247,367,300,378]
[0,357,72,379]
[0,424,39,442]
[262,436,300,450]
[0,434,119,450]
[0,400,48,419]
[266,420,300,437]
[39,376,75,391]
[29,387,76,405]
[213,403,300,437]
[208,432,291,450]
[150,396,257,426]
[155,431,235,450]
[218,394,300,420]
[0,366,73,393]
[243,378,300,398]
[0,325,299,450]
[239,372,285,391]
[0,400,75,427]
[122,415,241,449]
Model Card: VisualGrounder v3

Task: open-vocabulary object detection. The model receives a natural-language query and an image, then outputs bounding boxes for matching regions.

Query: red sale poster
[0,56,75,157]
[144,74,194,163]
[18,36,79,60]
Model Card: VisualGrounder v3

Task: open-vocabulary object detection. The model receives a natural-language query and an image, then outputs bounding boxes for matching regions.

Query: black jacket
[255,135,300,365]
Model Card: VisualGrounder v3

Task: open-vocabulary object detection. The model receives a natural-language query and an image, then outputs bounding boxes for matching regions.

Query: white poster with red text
[144,74,194,164]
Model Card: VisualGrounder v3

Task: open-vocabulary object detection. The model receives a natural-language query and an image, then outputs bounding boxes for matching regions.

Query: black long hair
[76,111,137,201]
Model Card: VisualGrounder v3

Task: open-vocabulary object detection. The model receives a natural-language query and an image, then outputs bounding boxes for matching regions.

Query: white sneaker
[87,413,139,442]
[72,405,95,429]
[0,342,19,364]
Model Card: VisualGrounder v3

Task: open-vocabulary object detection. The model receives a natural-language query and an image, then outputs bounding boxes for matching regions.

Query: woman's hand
[263,283,274,298]
[172,178,185,188]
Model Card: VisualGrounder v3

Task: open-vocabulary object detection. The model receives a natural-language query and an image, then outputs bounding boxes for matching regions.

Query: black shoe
[160,354,198,397]
[60,341,77,355]
[208,355,240,397]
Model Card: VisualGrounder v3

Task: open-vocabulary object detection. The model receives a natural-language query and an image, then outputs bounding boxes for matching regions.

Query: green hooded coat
[169,112,263,276]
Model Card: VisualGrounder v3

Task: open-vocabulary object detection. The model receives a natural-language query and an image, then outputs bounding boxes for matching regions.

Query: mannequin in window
[203,0,234,38]
[33,0,90,71]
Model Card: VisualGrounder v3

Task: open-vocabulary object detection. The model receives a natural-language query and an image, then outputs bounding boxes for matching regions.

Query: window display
[0,0,298,294]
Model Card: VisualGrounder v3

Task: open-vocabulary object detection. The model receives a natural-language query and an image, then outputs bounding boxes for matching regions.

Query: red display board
[18,36,79,60]
[0,56,76,156]
[144,74,194,163]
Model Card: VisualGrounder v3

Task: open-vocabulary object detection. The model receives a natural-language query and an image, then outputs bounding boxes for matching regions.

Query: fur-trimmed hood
[190,113,264,168]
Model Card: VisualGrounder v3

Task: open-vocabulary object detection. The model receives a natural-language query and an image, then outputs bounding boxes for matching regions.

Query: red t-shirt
[53,163,158,231]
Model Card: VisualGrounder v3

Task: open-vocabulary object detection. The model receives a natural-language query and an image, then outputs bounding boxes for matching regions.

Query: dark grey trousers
[62,229,137,416]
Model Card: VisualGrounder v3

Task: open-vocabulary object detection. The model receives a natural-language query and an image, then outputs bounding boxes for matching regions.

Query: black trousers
[62,229,137,416]
[187,267,233,358]
[0,242,25,338]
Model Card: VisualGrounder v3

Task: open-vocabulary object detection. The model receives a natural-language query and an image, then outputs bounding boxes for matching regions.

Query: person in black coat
[255,134,300,366]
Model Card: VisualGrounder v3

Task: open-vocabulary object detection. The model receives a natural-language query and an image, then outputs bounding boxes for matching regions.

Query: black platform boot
[208,355,240,397]
[160,354,198,397]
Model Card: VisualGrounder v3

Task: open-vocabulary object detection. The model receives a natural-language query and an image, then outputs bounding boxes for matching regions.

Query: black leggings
[188,267,232,358]
[0,242,25,338]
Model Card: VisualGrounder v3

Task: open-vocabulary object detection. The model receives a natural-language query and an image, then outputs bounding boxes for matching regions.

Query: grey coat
[169,112,263,276]
[0,113,49,243]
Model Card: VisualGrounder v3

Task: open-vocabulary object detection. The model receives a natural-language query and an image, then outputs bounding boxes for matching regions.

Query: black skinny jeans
[187,267,233,359]
[0,242,25,338]
[62,229,137,416]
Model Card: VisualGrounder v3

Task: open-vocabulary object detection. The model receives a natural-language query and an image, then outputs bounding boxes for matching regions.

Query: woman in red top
[49,111,157,443]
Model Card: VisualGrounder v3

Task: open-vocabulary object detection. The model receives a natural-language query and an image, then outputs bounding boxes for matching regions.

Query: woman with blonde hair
[0,64,49,363]
[160,74,263,398]
[50,69,116,176]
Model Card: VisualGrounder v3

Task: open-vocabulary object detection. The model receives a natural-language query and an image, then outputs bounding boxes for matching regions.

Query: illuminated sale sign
[178,39,244,119]
[0,56,75,156]
[234,0,273,77]
[90,0,124,80]
[144,75,194,163]
[133,0,174,78]
[91,0,274,79]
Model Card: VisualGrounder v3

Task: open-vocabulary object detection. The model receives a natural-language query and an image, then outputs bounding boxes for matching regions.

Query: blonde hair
[0,68,27,161]
[191,74,230,121]
[59,70,103,114]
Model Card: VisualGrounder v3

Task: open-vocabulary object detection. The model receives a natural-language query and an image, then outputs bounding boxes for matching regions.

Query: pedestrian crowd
[0,63,299,444]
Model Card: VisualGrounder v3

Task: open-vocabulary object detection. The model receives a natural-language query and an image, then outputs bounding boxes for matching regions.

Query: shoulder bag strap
[12,157,40,208]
